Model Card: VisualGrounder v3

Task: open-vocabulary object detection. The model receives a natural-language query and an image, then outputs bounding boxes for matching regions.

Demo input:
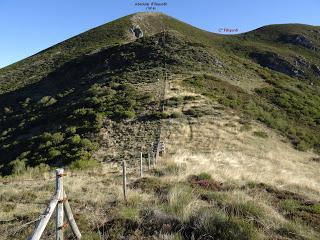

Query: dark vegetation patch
[170,111,183,118]
[0,79,141,175]
[0,29,226,175]
[166,96,183,107]
[184,74,320,152]
[183,95,199,101]
[0,36,170,175]
[146,111,170,120]
[253,131,268,138]
[188,173,227,191]
[140,209,182,235]
[183,105,213,117]
[310,157,320,163]
[96,218,139,239]
[239,119,253,132]
[130,177,170,196]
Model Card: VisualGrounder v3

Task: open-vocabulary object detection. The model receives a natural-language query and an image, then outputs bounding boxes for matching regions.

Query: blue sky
[1,0,320,68]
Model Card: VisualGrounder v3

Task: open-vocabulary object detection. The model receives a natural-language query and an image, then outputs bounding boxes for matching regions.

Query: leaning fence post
[56,168,64,240]
[122,160,127,203]
[29,194,59,240]
[29,169,81,240]
[63,191,81,239]
[140,152,143,177]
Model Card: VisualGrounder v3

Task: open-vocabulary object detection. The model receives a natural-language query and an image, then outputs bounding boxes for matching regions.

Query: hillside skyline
[1,0,320,68]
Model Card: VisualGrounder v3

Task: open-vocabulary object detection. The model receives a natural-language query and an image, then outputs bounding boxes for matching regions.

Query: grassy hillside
[0,12,320,172]
[0,12,320,239]
[0,12,319,168]
[184,73,320,152]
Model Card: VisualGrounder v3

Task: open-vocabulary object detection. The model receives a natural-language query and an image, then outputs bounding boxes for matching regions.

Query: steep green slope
[0,14,132,94]
[0,12,218,94]
[0,30,221,175]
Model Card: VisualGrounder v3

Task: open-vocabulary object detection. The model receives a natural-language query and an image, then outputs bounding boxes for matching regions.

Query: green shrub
[51,132,65,145]
[21,97,31,108]
[183,95,198,101]
[38,96,57,107]
[184,105,213,117]
[80,138,97,151]
[149,111,169,120]
[69,134,81,144]
[39,140,53,149]
[66,126,77,134]
[253,131,268,138]
[114,109,135,119]
[296,141,310,151]
[167,97,183,107]
[131,178,170,200]
[48,148,61,158]
[9,159,26,175]
[69,158,98,170]
[239,121,252,132]
[170,112,182,118]
[197,172,212,180]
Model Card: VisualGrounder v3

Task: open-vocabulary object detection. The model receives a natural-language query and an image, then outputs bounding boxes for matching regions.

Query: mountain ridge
[1,12,320,240]
[1,11,320,172]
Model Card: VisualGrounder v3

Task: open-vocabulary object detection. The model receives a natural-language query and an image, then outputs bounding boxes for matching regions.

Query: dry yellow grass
[162,75,320,200]
[0,163,154,239]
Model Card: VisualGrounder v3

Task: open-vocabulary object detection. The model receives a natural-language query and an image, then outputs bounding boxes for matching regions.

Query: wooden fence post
[140,152,143,177]
[122,160,127,203]
[155,142,159,165]
[29,169,81,240]
[29,195,59,240]
[56,168,64,240]
[63,191,81,239]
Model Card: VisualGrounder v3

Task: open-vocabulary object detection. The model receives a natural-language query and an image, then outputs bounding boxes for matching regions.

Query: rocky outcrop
[250,52,305,78]
[130,25,144,38]
[279,34,316,51]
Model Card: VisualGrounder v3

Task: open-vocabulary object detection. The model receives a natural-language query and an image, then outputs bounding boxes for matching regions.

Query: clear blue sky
[1,0,320,68]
